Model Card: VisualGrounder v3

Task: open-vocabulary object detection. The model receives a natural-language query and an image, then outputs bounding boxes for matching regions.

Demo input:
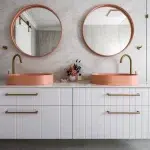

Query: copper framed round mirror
[82,4,134,57]
[11,4,62,57]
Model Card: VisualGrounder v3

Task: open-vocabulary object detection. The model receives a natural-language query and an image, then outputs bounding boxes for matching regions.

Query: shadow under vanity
[0,3,149,140]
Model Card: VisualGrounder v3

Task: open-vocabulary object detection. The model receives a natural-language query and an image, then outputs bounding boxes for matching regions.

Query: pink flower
[72,70,77,76]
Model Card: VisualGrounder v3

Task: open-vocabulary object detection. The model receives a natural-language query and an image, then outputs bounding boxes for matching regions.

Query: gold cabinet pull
[5,110,38,114]
[106,93,140,96]
[107,111,140,115]
[5,93,38,96]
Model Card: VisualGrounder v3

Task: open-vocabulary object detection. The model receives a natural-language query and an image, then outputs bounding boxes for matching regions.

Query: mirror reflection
[83,6,133,56]
[14,7,61,57]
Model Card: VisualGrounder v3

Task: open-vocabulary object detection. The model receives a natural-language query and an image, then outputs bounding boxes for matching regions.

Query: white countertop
[0,80,149,88]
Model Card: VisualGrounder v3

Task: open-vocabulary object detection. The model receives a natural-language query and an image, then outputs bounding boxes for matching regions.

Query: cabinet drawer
[73,88,105,105]
[105,106,149,139]
[0,88,72,106]
[73,88,149,106]
[0,106,41,139]
[0,88,41,106]
[0,106,72,139]
[41,88,72,106]
[73,106,149,139]
[105,88,149,106]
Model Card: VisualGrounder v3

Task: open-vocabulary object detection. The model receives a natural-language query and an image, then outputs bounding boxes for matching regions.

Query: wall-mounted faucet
[12,54,22,74]
[120,54,133,75]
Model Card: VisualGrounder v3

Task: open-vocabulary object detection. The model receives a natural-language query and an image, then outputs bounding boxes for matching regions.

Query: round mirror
[83,4,134,56]
[11,4,62,57]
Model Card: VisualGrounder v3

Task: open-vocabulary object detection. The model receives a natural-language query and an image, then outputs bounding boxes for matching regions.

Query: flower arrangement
[66,59,81,77]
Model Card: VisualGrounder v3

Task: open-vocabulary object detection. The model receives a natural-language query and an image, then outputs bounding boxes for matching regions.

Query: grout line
[146,0,148,84]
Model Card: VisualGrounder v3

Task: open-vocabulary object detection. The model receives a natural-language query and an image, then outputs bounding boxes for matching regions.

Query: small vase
[69,75,76,82]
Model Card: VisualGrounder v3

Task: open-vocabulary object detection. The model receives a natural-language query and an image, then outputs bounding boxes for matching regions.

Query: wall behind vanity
[0,0,150,149]
[0,0,148,83]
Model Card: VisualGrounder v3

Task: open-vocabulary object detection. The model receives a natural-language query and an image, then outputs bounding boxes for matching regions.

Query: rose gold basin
[6,73,53,85]
[91,73,138,86]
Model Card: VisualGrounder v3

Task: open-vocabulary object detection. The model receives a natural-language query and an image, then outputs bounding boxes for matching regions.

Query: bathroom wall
[0,0,149,149]
[0,0,147,83]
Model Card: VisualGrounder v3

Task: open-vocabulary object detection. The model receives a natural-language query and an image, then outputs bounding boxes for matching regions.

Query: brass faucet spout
[120,54,132,74]
[12,54,22,74]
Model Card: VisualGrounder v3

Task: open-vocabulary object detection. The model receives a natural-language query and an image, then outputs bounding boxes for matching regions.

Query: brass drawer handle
[5,93,38,96]
[107,111,140,115]
[106,93,140,96]
[5,110,38,114]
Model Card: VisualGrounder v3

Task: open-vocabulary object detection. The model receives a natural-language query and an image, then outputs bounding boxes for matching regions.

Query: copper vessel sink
[91,73,138,86]
[6,73,53,85]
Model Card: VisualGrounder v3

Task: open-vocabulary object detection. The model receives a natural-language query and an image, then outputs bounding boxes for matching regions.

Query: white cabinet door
[41,88,72,106]
[105,88,130,106]
[73,88,105,105]
[0,88,72,106]
[42,106,72,139]
[105,106,130,139]
[105,88,149,106]
[16,106,41,139]
[73,106,105,139]
[130,106,149,139]
[0,106,16,139]
[105,106,149,139]
[73,106,149,139]
[91,106,105,139]
[73,106,91,139]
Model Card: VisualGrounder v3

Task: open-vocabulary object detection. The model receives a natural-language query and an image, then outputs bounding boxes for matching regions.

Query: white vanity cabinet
[0,86,150,139]
[0,87,72,139]
[73,87,150,139]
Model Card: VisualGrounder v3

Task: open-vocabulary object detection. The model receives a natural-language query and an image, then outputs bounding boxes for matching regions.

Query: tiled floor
[0,140,150,150]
